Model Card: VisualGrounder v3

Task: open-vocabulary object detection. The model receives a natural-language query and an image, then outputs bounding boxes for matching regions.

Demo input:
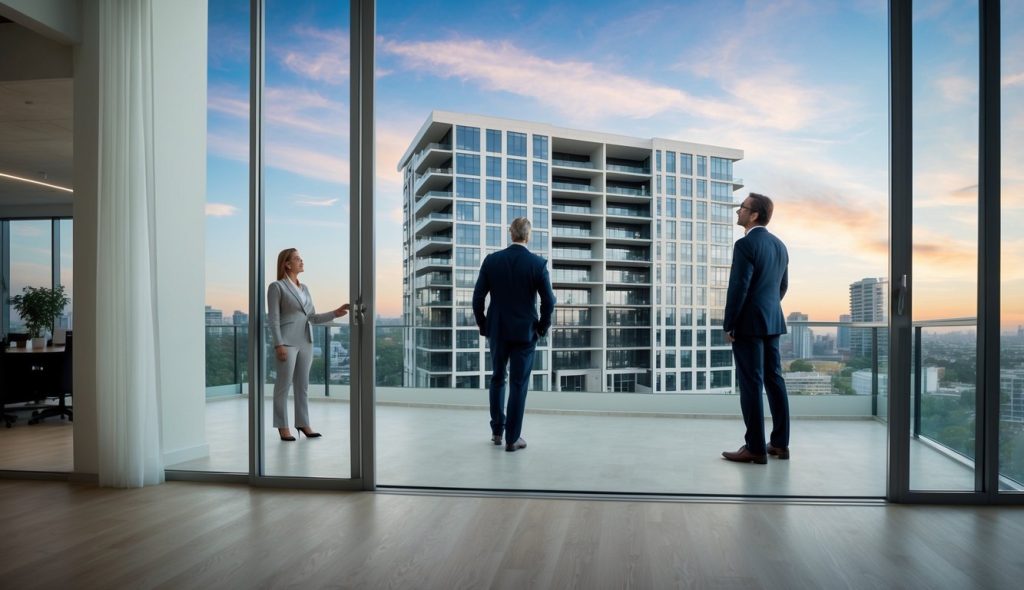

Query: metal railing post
[872,327,879,416]
[913,326,923,437]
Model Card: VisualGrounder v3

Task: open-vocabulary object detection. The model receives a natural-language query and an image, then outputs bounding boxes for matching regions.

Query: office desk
[1,346,70,427]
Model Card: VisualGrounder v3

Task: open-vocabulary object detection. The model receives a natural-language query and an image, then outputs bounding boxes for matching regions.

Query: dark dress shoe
[297,427,322,438]
[491,434,502,446]
[767,443,790,459]
[722,445,767,464]
[505,438,527,452]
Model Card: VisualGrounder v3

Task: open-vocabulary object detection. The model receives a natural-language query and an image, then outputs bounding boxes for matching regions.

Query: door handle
[895,274,907,317]
[351,297,368,326]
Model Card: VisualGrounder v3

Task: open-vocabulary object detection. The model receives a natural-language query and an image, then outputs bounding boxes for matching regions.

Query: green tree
[789,359,813,372]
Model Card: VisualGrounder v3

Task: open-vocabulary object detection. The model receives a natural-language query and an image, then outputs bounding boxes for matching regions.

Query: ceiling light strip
[0,172,74,193]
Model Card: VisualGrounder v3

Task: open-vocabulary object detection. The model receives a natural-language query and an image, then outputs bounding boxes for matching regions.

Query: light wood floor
[1,480,1022,589]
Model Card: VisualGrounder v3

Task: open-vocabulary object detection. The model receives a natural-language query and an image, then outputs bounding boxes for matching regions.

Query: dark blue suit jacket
[473,244,556,343]
[723,226,789,337]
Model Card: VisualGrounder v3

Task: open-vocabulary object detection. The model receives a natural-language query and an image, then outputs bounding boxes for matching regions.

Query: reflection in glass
[909,1,979,491]
[1000,0,1024,491]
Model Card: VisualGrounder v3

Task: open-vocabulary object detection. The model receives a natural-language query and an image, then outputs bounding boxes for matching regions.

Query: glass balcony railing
[606,185,649,196]
[552,225,592,237]
[552,203,593,214]
[552,181,599,192]
[606,163,650,174]
[606,206,649,218]
[552,158,596,169]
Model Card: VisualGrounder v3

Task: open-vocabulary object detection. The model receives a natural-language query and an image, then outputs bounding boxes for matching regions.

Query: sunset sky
[200,0,1024,329]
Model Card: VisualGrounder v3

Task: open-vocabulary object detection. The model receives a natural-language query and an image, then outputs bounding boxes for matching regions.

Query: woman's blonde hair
[276,248,298,280]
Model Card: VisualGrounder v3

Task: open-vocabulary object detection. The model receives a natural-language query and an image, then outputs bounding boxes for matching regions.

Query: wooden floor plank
[1,480,1023,589]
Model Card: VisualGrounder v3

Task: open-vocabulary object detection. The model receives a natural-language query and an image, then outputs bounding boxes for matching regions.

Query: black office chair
[29,333,73,424]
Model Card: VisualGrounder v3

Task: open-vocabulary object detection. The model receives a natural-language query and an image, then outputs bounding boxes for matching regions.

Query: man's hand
[725,330,735,343]
[334,303,351,318]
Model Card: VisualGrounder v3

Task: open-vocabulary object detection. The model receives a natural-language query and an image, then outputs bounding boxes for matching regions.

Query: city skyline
[194,0,1022,327]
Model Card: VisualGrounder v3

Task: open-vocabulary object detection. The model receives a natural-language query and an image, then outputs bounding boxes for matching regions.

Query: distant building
[205,305,224,325]
[785,311,812,359]
[232,310,248,325]
[852,369,886,396]
[785,371,832,395]
[837,314,852,352]
[849,278,888,358]
[1001,369,1024,423]
[399,111,744,393]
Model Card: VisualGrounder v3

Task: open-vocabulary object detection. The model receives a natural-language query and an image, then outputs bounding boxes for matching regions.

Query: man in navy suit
[722,193,790,464]
[473,217,556,452]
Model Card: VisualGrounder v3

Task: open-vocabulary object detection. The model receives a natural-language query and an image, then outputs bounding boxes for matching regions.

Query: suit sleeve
[267,282,284,347]
[722,239,754,334]
[536,259,556,337]
[472,256,491,336]
[780,265,789,301]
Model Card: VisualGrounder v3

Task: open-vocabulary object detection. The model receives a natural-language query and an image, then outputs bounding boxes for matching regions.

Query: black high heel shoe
[279,429,296,442]
[298,427,322,438]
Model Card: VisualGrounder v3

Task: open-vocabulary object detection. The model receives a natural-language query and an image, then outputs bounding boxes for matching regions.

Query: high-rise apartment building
[785,311,813,359]
[837,314,852,352]
[398,112,744,394]
[849,278,888,358]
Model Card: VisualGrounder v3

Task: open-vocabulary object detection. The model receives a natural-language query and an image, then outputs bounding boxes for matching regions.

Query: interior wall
[151,0,208,465]
[71,0,98,476]
[0,0,80,44]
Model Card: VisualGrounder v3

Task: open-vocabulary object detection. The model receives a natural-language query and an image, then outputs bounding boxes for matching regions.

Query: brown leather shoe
[722,445,767,464]
[505,438,527,452]
[767,443,790,459]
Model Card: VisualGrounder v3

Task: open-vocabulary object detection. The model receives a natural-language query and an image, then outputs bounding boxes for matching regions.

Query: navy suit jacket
[723,226,789,337]
[473,243,556,343]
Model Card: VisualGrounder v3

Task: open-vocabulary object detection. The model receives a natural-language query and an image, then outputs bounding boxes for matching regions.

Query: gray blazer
[267,279,336,347]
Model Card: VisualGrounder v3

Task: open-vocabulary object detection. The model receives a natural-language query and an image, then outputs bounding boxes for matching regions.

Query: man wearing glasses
[722,193,791,464]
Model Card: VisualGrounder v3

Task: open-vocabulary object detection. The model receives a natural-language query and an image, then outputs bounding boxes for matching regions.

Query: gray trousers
[273,341,313,428]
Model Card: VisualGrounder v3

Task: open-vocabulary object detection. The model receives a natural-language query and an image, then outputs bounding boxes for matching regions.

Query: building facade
[849,278,888,358]
[398,112,744,393]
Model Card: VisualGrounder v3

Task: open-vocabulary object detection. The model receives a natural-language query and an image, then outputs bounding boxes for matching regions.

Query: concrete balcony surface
[158,395,977,497]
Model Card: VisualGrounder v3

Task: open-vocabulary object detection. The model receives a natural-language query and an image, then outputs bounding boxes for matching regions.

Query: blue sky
[201,0,1024,326]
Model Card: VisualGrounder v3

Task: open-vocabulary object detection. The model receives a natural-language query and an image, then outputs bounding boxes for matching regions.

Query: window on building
[507,131,527,156]
[456,125,480,151]
[486,129,502,153]
[486,203,501,224]
[486,155,502,177]
[532,134,548,159]
[533,185,548,206]
[507,158,527,181]
[486,179,501,200]
[456,153,480,175]
[456,177,480,198]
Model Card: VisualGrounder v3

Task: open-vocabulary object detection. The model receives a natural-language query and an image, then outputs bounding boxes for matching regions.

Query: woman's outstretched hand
[334,303,352,318]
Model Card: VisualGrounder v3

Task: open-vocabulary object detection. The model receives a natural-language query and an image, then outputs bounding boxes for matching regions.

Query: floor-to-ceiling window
[908,0,981,492]
[373,0,890,496]
[1000,0,1024,492]
[0,217,73,473]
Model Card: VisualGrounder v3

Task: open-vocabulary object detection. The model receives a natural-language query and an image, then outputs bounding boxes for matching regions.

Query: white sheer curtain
[96,0,164,487]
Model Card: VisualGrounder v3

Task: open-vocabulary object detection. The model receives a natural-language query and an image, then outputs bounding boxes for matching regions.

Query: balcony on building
[605,144,652,179]
[414,209,453,234]
[414,166,453,196]
[414,231,454,255]
[412,141,454,175]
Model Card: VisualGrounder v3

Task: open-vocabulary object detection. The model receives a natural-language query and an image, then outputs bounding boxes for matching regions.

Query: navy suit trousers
[488,338,537,444]
[731,335,790,454]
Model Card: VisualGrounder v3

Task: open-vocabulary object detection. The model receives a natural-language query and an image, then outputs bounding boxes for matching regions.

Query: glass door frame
[887,0,1014,504]
[246,0,376,489]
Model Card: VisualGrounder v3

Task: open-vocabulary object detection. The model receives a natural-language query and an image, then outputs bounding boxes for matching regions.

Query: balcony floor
[0,396,975,496]
[166,397,973,496]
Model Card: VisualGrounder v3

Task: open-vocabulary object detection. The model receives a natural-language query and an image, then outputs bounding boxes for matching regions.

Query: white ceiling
[0,19,73,210]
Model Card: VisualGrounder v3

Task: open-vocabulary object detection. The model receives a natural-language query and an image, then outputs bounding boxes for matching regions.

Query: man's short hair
[510,217,532,242]
[747,193,774,226]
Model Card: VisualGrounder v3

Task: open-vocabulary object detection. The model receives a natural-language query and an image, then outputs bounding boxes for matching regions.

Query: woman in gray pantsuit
[268,248,350,441]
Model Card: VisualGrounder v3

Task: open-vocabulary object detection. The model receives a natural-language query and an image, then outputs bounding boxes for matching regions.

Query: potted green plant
[10,285,70,349]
